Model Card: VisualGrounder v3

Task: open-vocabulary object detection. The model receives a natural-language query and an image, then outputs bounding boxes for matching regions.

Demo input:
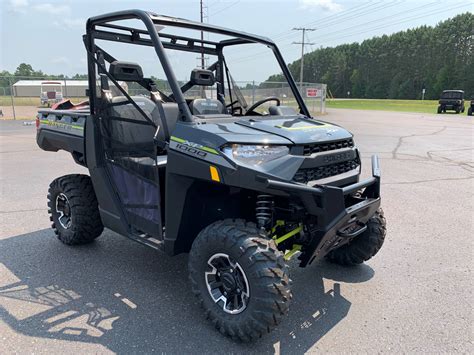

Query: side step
[128,231,165,251]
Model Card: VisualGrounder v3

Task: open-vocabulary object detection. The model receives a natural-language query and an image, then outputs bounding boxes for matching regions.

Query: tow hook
[337,220,367,238]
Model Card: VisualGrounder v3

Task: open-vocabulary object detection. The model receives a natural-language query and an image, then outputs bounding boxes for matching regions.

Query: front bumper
[263,155,381,266]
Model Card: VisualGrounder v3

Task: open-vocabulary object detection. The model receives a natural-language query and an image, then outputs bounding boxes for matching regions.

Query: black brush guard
[263,155,381,267]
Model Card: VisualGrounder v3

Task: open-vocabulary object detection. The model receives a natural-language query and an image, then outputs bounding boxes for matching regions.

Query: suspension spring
[256,194,274,230]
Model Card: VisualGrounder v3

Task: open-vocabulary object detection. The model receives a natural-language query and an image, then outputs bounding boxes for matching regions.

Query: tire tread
[47,174,103,245]
[326,208,386,266]
[188,219,291,342]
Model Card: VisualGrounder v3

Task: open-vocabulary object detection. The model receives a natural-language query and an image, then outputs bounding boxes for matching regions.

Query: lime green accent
[274,225,302,245]
[40,119,83,130]
[170,136,186,143]
[271,220,285,235]
[170,136,219,155]
[275,123,331,130]
[284,244,302,261]
[200,146,219,155]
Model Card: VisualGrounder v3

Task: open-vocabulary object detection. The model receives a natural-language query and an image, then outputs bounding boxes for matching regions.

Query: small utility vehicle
[36,10,386,342]
[40,81,64,107]
[437,90,465,114]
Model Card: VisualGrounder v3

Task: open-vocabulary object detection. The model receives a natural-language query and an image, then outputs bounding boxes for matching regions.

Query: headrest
[190,69,215,86]
[109,61,143,82]
[190,99,225,115]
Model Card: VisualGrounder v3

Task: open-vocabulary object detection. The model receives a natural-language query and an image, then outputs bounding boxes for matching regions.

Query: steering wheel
[245,97,280,116]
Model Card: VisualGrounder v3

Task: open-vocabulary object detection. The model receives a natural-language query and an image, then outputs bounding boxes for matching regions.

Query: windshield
[157,39,301,116]
[441,91,463,99]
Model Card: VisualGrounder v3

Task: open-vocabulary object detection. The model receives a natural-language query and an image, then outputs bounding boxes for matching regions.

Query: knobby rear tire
[47,174,103,245]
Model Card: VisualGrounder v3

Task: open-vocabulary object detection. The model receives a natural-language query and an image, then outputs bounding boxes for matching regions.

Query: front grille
[293,159,360,183]
[303,138,354,156]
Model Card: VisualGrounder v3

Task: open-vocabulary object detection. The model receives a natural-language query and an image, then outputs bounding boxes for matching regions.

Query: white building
[12,80,128,97]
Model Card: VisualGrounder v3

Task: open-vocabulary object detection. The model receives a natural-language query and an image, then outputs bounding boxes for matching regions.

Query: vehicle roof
[442,90,464,93]
[149,12,274,45]
[87,9,275,47]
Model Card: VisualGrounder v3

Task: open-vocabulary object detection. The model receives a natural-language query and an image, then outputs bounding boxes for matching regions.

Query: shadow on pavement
[0,229,374,354]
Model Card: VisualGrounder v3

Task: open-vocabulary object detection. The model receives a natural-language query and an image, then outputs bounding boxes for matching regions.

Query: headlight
[222,144,289,165]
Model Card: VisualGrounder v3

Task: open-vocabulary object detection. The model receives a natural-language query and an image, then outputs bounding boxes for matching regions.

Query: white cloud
[53,18,85,30]
[33,3,71,15]
[10,0,28,6]
[8,1,71,15]
[299,0,343,12]
[8,0,29,13]
[51,56,69,65]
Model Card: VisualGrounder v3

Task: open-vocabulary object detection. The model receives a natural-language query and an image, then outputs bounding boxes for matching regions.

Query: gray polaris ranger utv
[36,10,386,342]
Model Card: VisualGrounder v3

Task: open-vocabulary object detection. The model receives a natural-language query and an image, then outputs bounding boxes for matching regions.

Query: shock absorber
[256,194,274,232]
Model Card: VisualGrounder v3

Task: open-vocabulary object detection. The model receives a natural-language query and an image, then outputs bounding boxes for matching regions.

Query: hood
[439,98,462,103]
[195,115,352,145]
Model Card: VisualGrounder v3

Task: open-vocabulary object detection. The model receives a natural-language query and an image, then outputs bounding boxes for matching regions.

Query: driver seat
[189,98,227,115]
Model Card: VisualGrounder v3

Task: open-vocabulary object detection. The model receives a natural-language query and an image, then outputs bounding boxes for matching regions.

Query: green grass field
[0,96,454,116]
[0,96,87,107]
[326,99,441,114]
[0,96,41,106]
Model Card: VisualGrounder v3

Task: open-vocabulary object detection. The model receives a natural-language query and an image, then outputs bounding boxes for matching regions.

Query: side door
[86,57,164,242]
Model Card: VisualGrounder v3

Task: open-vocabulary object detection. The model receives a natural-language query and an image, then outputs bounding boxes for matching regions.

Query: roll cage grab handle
[84,9,311,121]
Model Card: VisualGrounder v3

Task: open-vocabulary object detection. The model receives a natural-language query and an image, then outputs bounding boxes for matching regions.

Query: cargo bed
[36,108,89,165]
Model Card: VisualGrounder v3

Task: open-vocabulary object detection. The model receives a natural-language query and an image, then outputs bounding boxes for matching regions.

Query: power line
[230,1,462,64]
[272,0,398,43]
[313,1,442,40]
[313,2,471,45]
[292,27,316,91]
[271,1,380,41]
[210,1,240,16]
[229,1,401,63]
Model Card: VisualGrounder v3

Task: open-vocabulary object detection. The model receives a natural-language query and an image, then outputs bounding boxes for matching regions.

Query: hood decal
[235,117,351,144]
[275,123,332,130]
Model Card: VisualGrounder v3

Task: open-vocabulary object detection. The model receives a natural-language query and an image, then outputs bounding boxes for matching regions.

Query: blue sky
[1,0,472,83]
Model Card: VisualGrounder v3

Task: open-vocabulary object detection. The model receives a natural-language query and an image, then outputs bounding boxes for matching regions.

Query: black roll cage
[84,9,311,123]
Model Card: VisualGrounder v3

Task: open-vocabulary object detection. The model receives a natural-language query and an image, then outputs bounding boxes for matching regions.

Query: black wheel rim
[55,193,72,229]
[205,253,250,314]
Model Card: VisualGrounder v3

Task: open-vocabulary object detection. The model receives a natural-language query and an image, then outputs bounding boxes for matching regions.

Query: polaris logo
[323,151,352,163]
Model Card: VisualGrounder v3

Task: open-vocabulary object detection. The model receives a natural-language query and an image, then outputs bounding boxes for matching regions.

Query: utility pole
[199,0,209,98]
[200,0,205,70]
[292,28,315,93]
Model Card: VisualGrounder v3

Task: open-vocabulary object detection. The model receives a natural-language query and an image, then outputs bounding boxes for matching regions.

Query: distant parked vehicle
[437,90,464,114]
[40,81,63,107]
[467,100,473,116]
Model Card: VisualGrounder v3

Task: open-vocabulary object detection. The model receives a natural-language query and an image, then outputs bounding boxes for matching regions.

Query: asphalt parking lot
[0,109,473,354]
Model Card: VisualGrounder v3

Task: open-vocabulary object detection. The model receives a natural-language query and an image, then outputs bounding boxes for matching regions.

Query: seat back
[108,96,162,155]
[189,99,226,115]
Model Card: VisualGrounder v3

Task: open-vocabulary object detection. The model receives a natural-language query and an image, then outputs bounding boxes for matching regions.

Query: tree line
[0,63,170,95]
[264,13,473,100]
[0,63,87,94]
